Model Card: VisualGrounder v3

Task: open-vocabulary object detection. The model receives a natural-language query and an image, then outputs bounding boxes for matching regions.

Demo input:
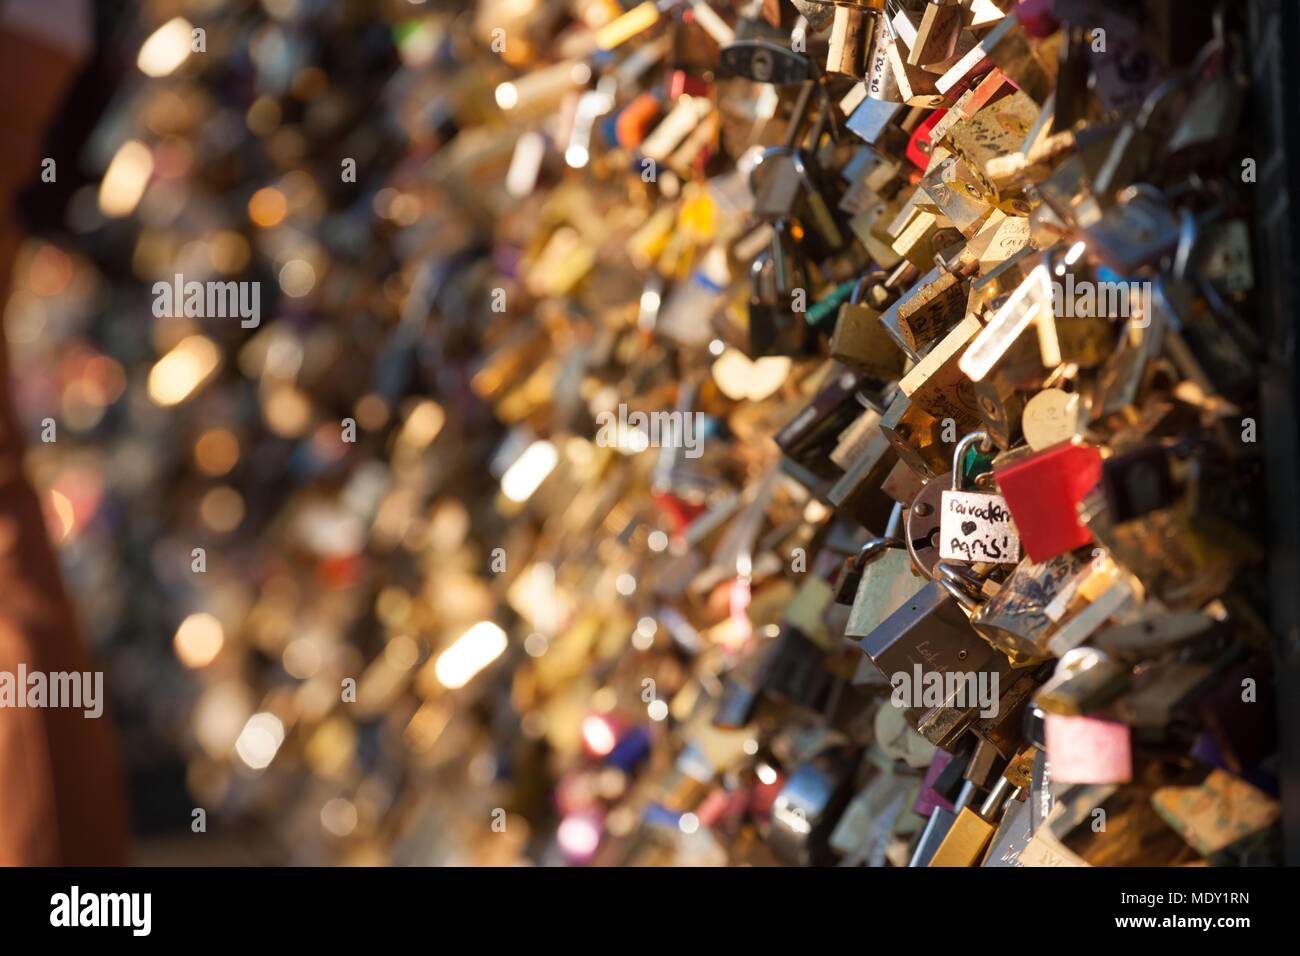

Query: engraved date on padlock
[939,490,1020,564]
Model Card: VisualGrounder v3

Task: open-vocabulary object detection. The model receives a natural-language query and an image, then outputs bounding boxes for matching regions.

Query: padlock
[992,440,1102,562]
[831,771,922,867]
[938,430,1021,566]
[905,105,950,170]
[914,749,958,818]
[1020,387,1081,451]
[1151,769,1280,860]
[1080,448,1260,609]
[825,5,868,76]
[959,735,1009,790]
[904,470,948,580]
[981,791,1033,867]
[1034,647,1130,716]
[845,95,905,148]
[969,668,1048,760]
[908,0,963,68]
[774,364,878,481]
[844,550,927,642]
[890,209,962,271]
[1038,562,1139,659]
[881,456,928,504]
[754,625,838,715]
[946,90,1040,195]
[968,550,1089,663]
[769,745,863,867]
[1154,215,1259,400]
[880,390,956,479]
[830,273,908,380]
[919,150,996,237]
[858,574,1013,752]
[747,222,818,357]
[1090,608,1218,660]
[1079,188,1183,273]
[970,372,1026,451]
[883,14,946,107]
[927,776,1017,866]
[751,81,820,221]
[857,577,1004,683]
[1051,23,1090,132]
[827,422,899,533]
[833,521,901,605]
[897,314,986,431]
[858,6,901,101]
[909,779,975,867]
[720,39,814,84]
[961,256,1062,387]
[883,263,970,355]
[976,11,1050,100]
[1043,713,1132,784]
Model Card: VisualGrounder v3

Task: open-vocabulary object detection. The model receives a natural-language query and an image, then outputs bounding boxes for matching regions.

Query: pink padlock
[1044,713,1132,784]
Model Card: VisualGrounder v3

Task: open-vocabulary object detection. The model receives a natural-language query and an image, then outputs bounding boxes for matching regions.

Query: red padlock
[993,441,1102,562]
[906,108,948,170]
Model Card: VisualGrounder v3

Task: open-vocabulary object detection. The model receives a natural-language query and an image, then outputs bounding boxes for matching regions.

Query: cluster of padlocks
[452,0,1279,867]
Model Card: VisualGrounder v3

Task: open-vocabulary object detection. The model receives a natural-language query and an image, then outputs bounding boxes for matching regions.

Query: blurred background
[6,0,543,865]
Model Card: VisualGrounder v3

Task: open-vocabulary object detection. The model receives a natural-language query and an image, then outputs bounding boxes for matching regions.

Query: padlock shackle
[978,777,1012,819]
[951,430,992,490]
[936,560,986,595]
[748,144,793,199]
[885,500,903,539]
[1172,208,1200,282]
[937,568,982,615]
[852,534,902,571]
[849,269,887,305]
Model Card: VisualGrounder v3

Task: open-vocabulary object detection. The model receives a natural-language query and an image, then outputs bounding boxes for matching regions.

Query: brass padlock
[830,274,908,380]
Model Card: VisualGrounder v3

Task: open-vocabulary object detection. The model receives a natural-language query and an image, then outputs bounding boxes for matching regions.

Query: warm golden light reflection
[494,82,519,110]
[195,428,240,476]
[354,393,389,430]
[28,245,74,296]
[248,187,289,227]
[262,384,313,437]
[200,486,245,532]
[500,440,557,502]
[433,621,508,689]
[581,713,618,756]
[99,140,154,218]
[321,798,358,837]
[397,400,445,451]
[282,638,322,679]
[210,231,251,272]
[279,258,316,297]
[235,712,285,770]
[148,335,220,406]
[175,612,225,668]
[47,489,76,543]
[137,17,194,77]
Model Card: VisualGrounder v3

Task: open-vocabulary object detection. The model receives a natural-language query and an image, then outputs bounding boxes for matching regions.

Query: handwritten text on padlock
[939,490,1021,564]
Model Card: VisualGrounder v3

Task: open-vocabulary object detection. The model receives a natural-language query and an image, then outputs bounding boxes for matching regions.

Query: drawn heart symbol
[960,521,977,536]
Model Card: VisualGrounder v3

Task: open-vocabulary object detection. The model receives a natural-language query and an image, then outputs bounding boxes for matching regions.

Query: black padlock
[719,40,814,84]
[748,222,817,357]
